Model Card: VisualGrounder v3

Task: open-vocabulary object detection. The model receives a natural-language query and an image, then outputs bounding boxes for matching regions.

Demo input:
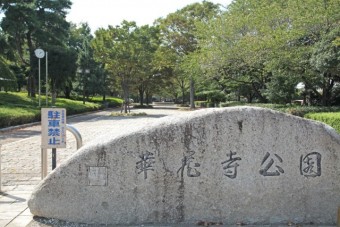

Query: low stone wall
[28,107,340,225]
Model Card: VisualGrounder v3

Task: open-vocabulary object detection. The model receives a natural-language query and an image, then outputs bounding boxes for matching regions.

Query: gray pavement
[0,107,183,227]
[0,106,338,227]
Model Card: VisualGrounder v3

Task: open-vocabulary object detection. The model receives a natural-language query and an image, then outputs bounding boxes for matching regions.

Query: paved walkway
[0,107,182,227]
[0,107,337,227]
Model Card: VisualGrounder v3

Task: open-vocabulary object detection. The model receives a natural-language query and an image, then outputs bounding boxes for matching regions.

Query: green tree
[93,21,145,112]
[0,29,16,91]
[47,46,77,104]
[309,27,340,105]
[195,0,340,105]
[157,1,222,108]
[0,56,16,91]
[152,46,177,102]
[1,0,71,97]
[132,25,160,106]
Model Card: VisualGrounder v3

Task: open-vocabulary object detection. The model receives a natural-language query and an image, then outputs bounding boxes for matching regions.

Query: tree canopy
[0,0,339,107]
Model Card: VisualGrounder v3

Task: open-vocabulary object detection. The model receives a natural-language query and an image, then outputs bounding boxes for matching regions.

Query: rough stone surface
[28,107,340,225]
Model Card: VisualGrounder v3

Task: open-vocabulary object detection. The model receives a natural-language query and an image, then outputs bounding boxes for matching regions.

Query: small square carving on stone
[88,166,107,186]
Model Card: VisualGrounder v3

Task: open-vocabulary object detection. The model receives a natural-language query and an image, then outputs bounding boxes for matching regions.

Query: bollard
[66,124,83,150]
[41,124,82,179]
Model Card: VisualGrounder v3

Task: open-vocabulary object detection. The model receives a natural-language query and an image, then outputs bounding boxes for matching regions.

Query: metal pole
[38,58,41,107]
[41,148,48,179]
[52,148,56,170]
[337,207,340,227]
[46,52,48,107]
[40,125,82,178]
[66,124,83,149]
[0,144,2,192]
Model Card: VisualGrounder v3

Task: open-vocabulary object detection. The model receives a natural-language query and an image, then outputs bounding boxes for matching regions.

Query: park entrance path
[0,107,182,227]
[1,107,336,227]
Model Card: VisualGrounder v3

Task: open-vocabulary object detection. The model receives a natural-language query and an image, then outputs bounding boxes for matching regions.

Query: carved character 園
[300,152,321,177]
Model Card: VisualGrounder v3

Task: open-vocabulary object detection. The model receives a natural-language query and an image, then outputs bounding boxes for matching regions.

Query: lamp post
[78,68,90,104]
[34,48,45,107]
[45,51,48,106]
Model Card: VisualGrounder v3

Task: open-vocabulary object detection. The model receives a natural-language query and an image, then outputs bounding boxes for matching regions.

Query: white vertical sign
[41,108,66,148]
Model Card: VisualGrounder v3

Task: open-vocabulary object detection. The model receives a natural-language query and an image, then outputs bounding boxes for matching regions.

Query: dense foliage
[0,0,339,107]
[196,0,340,105]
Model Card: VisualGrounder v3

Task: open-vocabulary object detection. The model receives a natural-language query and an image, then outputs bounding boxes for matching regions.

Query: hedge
[305,112,340,134]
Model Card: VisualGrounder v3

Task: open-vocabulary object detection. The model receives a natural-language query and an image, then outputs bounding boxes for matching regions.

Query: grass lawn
[0,91,105,128]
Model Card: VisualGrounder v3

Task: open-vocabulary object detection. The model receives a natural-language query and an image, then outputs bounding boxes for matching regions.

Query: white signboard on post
[41,108,66,148]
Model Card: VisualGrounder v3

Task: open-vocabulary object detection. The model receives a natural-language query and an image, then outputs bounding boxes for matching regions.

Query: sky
[67,0,233,32]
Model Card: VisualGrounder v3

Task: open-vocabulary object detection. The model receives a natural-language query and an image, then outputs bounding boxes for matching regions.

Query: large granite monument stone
[28,107,340,225]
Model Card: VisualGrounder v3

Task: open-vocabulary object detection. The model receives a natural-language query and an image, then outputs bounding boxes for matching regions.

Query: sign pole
[41,148,48,179]
[52,148,56,170]
[46,51,48,106]
[41,108,67,177]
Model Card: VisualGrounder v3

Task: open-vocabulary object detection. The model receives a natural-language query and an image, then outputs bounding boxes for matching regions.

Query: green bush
[0,107,40,128]
[305,112,340,133]
[195,101,208,108]
[89,96,123,108]
[196,90,226,104]
[207,102,216,108]
[53,98,102,115]
[219,102,340,117]
[220,101,247,107]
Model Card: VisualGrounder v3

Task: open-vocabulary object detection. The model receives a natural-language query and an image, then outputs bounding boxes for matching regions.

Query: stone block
[28,107,340,225]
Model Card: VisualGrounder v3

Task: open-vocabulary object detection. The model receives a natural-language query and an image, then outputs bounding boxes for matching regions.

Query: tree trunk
[181,80,185,105]
[27,31,35,98]
[237,89,241,102]
[64,86,71,99]
[251,82,266,103]
[27,75,32,97]
[121,76,130,113]
[51,89,57,106]
[82,89,86,104]
[52,91,57,106]
[139,86,144,106]
[190,77,195,109]
[145,90,151,105]
[51,82,57,106]
[247,93,253,103]
[321,77,334,106]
